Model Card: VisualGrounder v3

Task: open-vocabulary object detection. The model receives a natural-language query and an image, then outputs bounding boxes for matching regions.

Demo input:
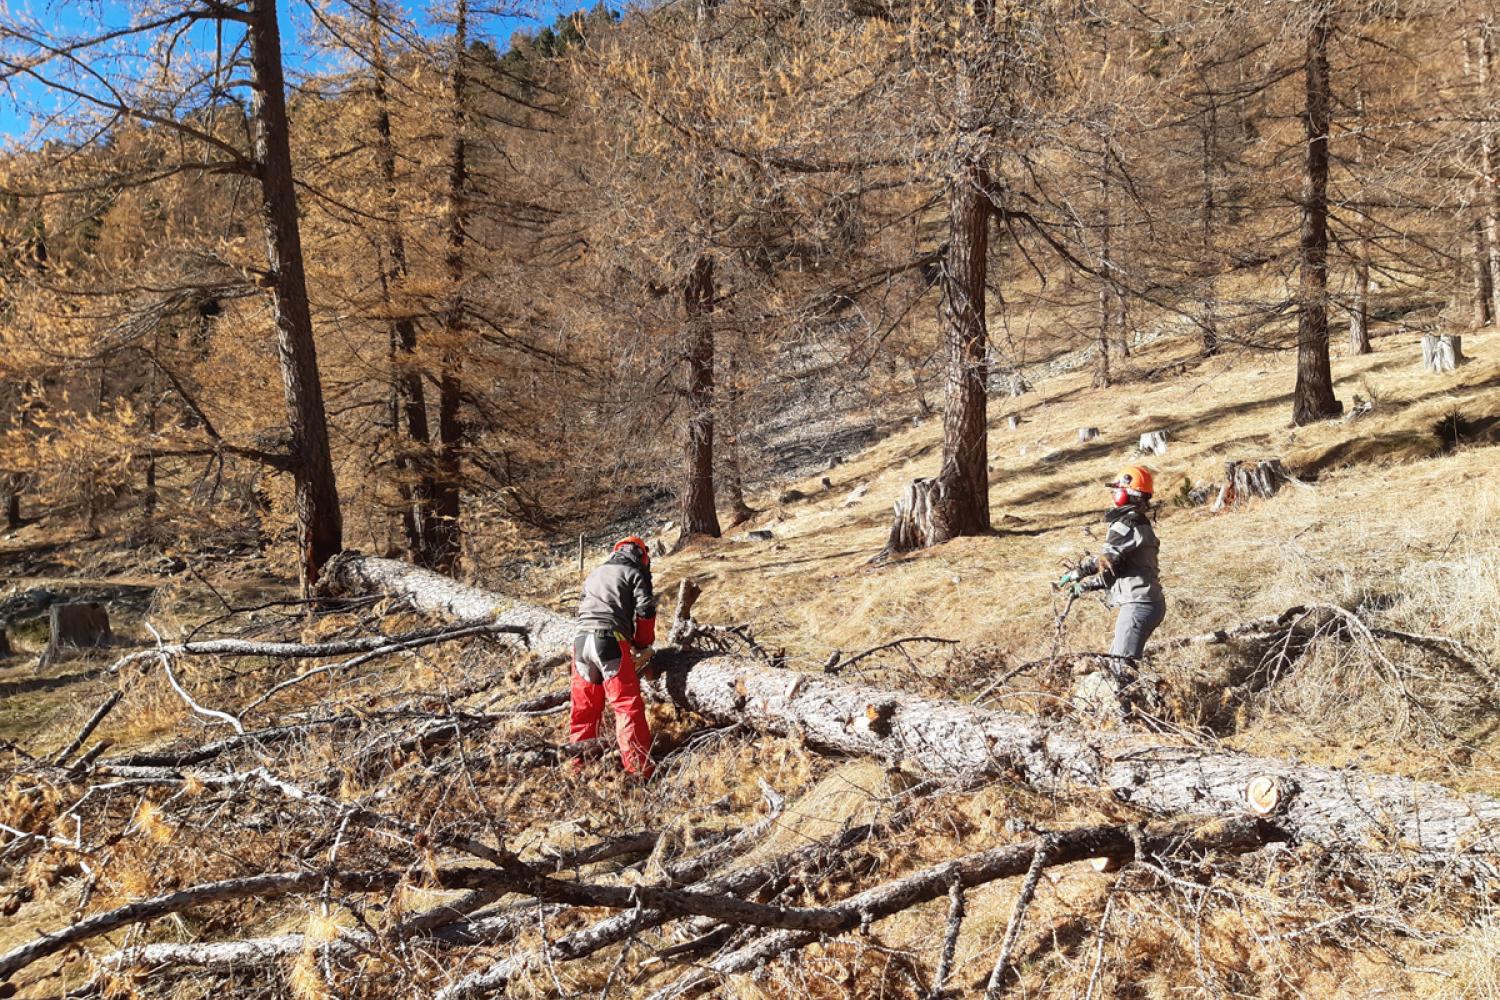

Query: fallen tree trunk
[326,553,1500,861]
[321,551,575,659]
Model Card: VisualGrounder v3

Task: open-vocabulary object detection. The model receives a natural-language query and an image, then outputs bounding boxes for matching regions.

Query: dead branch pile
[0,554,1494,998]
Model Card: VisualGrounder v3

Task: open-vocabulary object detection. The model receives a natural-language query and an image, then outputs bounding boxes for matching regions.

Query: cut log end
[1245,775,1283,816]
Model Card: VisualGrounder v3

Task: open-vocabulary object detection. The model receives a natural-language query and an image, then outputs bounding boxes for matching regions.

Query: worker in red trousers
[570,536,657,777]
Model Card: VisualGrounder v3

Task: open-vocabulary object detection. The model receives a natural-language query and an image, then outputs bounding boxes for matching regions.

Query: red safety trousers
[569,636,654,778]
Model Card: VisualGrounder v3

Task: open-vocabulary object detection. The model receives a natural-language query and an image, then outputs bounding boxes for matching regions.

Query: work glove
[1055,569,1081,590]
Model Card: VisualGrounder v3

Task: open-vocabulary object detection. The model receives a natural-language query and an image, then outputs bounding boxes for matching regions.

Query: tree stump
[1006,414,1021,431]
[1421,334,1465,373]
[881,478,948,557]
[1211,460,1290,511]
[1077,427,1099,443]
[40,603,112,668]
[1138,430,1168,455]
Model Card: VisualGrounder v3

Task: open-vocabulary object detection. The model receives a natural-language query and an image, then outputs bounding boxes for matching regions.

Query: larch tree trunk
[1291,3,1342,426]
[1347,90,1372,355]
[432,0,469,574]
[1476,19,1500,325]
[1200,101,1221,355]
[930,166,990,539]
[4,473,21,530]
[324,553,1500,863]
[1349,257,1371,354]
[677,0,722,544]
[885,1,994,555]
[931,163,992,538]
[719,343,754,527]
[1094,142,1113,389]
[369,0,439,566]
[931,0,994,541]
[247,0,343,591]
[680,253,722,541]
[1473,216,1495,329]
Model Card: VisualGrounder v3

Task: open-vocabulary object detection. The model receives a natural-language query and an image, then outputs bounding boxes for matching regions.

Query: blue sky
[0,1,583,143]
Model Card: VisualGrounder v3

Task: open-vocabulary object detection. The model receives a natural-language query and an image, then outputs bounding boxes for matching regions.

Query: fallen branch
[645,816,1277,1000]
[932,874,966,996]
[435,778,947,1000]
[984,838,1051,998]
[104,619,527,678]
[148,622,243,734]
[826,636,959,675]
[50,690,122,767]
[0,869,402,981]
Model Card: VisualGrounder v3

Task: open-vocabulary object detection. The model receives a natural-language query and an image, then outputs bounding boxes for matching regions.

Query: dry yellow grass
[634,328,1500,673]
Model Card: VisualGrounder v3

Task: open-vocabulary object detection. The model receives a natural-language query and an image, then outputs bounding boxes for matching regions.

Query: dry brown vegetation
[4,319,1500,998]
[2,0,1500,996]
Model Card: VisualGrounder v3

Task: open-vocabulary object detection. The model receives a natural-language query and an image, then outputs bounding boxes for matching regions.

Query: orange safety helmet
[613,535,650,569]
[1108,465,1154,506]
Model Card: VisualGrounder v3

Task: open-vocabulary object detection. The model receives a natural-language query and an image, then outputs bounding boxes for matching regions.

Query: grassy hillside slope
[4,324,1500,998]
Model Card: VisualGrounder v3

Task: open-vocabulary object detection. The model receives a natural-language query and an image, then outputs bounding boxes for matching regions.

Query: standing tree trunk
[431,0,469,574]
[719,343,754,527]
[1475,20,1500,326]
[247,0,343,591]
[1094,142,1113,389]
[1472,216,1495,329]
[884,1,993,555]
[1199,100,1220,355]
[1291,4,1342,426]
[680,254,722,541]
[1348,90,1372,355]
[1349,257,1371,354]
[3,474,20,530]
[369,0,438,566]
[929,160,992,538]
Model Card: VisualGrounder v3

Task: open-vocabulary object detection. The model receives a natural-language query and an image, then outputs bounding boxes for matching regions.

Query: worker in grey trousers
[1057,465,1165,707]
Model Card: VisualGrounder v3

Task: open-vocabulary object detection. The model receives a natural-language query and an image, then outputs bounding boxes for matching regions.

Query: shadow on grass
[0,667,104,700]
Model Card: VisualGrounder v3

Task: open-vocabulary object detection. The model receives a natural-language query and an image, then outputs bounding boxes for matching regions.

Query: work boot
[1106,657,1144,718]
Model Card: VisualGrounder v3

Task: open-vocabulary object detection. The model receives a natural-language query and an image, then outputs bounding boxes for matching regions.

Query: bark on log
[321,552,575,661]
[329,554,1500,860]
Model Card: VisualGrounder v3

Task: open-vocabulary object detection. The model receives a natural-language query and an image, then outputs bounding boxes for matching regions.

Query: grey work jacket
[1088,505,1163,607]
[576,550,657,638]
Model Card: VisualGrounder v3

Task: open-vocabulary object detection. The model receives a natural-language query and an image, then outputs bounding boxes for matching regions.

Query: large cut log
[327,553,1500,861]
[321,551,576,660]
